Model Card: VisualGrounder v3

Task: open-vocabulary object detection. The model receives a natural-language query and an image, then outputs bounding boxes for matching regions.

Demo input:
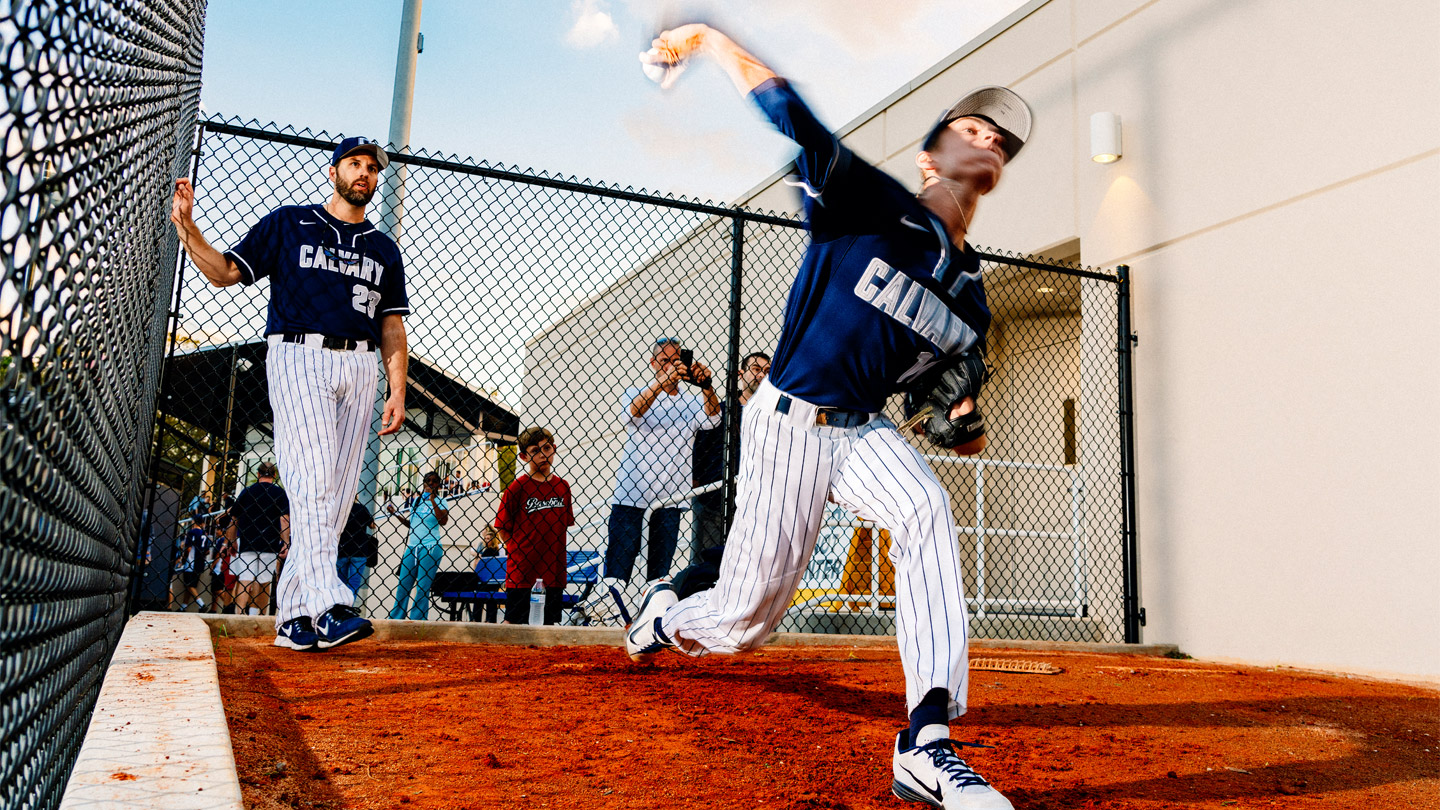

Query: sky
[198,0,1030,204]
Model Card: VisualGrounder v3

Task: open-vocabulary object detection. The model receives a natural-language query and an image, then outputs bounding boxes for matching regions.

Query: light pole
[361,0,423,518]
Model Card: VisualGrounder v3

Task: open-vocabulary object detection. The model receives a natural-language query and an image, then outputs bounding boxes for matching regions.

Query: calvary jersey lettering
[224,203,410,342]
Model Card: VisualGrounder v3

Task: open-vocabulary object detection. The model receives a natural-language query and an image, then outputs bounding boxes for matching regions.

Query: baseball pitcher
[628,24,1030,810]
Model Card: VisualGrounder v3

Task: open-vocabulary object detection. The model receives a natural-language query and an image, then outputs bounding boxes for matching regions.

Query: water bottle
[529,578,546,626]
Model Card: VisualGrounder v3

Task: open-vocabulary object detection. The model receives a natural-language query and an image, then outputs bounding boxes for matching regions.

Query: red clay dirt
[215,638,1439,810]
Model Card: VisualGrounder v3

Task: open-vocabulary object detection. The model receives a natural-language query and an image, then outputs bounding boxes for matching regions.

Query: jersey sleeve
[748,78,881,238]
[749,79,843,200]
[378,248,410,317]
[562,481,575,527]
[224,209,285,286]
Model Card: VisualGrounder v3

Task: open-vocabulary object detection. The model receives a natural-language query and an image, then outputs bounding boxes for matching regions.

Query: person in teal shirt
[387,471,450,620]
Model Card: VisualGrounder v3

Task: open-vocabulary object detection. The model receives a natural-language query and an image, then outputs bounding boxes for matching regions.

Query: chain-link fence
[0,2,207,808]
[146,117,1137,646]
[149,115,1134,642]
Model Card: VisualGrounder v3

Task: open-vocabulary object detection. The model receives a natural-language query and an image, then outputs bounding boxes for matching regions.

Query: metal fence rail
[0,2,207,809]
[143,116,1136,647]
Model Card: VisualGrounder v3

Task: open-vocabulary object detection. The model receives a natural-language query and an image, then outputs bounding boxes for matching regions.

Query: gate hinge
[1138,607,1147,626]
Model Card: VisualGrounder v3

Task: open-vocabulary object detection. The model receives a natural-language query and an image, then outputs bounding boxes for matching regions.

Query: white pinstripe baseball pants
[663,378,972,719]
[266,337,379,624]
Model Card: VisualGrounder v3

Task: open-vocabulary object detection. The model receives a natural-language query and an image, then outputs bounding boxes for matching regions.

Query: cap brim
[923,86,1032,161]
[337,144,390,170]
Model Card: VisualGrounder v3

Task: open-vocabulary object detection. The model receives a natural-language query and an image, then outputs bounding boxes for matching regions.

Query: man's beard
[336,175,376,207]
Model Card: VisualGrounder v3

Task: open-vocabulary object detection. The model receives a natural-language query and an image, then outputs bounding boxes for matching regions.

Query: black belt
[776,395,873,428]
[281,333,366,351]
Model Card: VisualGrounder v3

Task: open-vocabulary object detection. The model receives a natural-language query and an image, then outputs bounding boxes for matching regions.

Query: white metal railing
[786,455,1089,619]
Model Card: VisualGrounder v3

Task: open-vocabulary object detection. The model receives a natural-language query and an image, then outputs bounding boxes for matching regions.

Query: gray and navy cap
[921,86,1033,162]
[331,136,390,170]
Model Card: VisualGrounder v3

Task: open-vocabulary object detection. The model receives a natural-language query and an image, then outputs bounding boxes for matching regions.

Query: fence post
[1116,264,1141,643]
[723,215,745,530]
[131,121,208,616]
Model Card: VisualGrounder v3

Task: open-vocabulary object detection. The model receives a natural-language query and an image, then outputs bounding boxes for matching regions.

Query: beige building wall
[523,0,1439,676]
[740,0,1435,677]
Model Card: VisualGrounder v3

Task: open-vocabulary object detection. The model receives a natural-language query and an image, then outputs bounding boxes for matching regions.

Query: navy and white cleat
[891,729,1014,809]
[314,604,373,650]
[273,617,320,652]
[624,579,677,663]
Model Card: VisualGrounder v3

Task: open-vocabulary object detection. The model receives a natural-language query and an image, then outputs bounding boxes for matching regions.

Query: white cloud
[566,0,621,49]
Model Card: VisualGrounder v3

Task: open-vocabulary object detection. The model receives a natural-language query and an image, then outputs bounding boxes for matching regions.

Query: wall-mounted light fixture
[1090,112,1122,163]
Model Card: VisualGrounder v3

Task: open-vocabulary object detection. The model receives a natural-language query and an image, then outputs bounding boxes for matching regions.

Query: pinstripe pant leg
[268,345,377,623]
[664,406,844,654]
[311,350,378,616]
[830,423,971,720]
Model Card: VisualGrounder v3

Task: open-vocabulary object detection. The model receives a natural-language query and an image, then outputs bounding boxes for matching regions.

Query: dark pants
[504,586,563,625]
[605,504,682,581]
[336,557,368,596]
[690,489,726,563]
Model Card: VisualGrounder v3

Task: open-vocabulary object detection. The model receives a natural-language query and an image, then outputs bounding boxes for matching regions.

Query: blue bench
[431,550,601,623]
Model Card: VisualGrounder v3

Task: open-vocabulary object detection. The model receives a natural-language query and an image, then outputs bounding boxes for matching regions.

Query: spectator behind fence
[606,338,720,584]
[337,496,378,603]
[690,351,769,562]
[387,471,450,621]
[474,525,501,561]
[209,500,237,614]
[495,427,574,625]
[173,517,213,612]
[229,461,290,616]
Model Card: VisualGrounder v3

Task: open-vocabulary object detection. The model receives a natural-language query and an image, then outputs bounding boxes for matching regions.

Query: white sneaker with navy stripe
[624,579,677,663]
[891,729,1014,809]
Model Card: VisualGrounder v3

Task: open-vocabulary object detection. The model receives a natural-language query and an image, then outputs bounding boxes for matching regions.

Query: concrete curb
[200,614,1180,657]
[60,611,243,810]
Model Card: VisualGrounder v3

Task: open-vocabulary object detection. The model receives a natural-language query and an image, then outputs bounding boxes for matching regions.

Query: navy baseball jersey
[751,79,991,414]
[225,204,410,342]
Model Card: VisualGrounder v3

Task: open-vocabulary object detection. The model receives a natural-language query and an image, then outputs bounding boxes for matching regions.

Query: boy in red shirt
[494,426,575,625]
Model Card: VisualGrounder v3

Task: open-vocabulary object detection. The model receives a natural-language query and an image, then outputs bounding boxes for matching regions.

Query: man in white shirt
[606,338,721,584]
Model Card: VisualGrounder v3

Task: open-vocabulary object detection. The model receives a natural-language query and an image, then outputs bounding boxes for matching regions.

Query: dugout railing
[139,116,1139,649]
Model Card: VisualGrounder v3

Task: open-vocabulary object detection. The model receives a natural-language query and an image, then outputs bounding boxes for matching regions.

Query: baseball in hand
[639,48,687,90]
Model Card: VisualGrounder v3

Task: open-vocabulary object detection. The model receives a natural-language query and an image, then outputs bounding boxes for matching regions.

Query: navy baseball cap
[331,136,390,169]
[921,86,1032,162]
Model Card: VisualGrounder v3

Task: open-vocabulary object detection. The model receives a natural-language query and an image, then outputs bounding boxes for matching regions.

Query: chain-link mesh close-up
[148,118,1136,649]
[0,2,207,809]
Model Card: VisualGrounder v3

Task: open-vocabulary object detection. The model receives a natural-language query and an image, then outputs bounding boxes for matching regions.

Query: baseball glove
[901,348,991,450]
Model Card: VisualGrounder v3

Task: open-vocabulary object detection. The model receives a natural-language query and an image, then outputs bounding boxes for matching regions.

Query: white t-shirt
[611,386,721,508]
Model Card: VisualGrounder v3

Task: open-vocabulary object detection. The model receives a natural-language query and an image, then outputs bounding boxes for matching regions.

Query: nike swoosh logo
[900,765,945,803]
[299,219,318,225]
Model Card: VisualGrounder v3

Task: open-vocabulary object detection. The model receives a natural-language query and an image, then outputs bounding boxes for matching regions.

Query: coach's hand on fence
[170,178,195,228]
[379,390,405,436]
